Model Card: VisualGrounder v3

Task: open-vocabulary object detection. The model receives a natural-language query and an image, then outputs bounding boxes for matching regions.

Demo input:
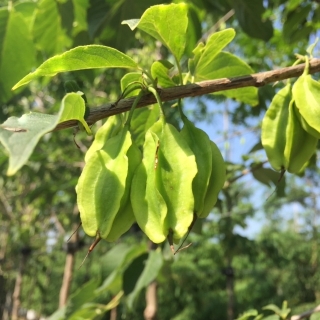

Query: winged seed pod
[180,114,213,214]
[105,142,141,241]
[131,117,197,243]
[76,125,133,239]
[261,84,317,174]
[292,64,320,139]
[197,140,226,219]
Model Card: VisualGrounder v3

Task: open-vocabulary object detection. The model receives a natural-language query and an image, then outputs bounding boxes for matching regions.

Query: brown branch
[291,304,320,320]
[54,58,320,132]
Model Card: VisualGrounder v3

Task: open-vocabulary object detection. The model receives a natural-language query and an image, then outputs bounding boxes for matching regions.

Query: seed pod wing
[181,115,212,214]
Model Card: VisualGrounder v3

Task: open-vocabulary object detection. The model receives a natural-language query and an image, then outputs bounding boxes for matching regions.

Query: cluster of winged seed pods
[76,99,226,248]
[261,60,320,175]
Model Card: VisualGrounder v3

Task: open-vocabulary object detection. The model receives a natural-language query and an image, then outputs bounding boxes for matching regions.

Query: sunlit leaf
[122,3,188,61]
[13,45,138,89]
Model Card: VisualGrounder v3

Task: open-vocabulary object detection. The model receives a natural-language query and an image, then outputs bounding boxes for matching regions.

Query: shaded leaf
[32,0,67,56]
[0,113,59,175]
[66,278,100,317]
[0,91,93,175]
[97,243,147,295]
[0,8,35,102]
[126,250,163,309]
[232,0,273,41]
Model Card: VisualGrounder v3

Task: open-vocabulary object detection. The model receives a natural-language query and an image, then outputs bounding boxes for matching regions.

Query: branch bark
[54,58,320,132]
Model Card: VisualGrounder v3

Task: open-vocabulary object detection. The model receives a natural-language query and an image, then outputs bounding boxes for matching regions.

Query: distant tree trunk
[0,275,7,319]
[144,281,158,320]
[59,222,79,307]
[11,248,30,320]
[225,258,235,320]
[144,241,158,320]
[110,306,117,320]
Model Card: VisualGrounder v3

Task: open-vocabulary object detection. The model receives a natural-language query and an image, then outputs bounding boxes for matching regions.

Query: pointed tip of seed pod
[78,233,101,269]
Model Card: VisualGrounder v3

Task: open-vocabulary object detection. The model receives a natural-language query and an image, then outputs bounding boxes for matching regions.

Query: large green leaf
[0,8,35,102]
[72,0,90,35]
[32,0,67,56]
[0,92,92,175]
[14,1,37,29]
[13,45,138,89]
[194,51,258,105]
[122,3,188,61]
[126,249,163,309]
[190,29,235,77]
[97,243,147,295]
[231,0,273,41]
[65,278,100,318]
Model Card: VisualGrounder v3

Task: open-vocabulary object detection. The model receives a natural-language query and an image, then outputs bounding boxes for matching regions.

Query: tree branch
[54,58,320,132]
[291,304,320,320]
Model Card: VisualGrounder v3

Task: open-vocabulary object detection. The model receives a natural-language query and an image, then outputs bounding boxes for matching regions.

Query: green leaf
[195,51,258,105]
[120,72,144,97]
[47,306,67,320]
[263,304,282,314]
[126,250,163,309]
[122,3,188,61]
[283,5,311,43]
[72,0,90,35]
[0,8,35,102]
[68,292,123,320]
[191,29,236,77]
[13,45,138,89]
[66,278,100,318]
[97,243,147,295]
[261,316,280,320]
[14,1,37,29]
[59,92,92,135]
[0,90,93,175]
[231,0,273,41]
[151,60,176,88]
[32,0,67,56]
[236,309,259,320]
[0,113,59,175]
[252,167,281,188]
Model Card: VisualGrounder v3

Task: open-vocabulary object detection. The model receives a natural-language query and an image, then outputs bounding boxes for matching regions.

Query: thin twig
[200,9,235,42]
[53,59,320,132]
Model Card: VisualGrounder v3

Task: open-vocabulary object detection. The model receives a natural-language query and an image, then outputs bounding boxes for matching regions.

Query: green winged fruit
[261,84,317,174]
[76,125,132,239]
[131,117,198,243]
[197,140,226,218]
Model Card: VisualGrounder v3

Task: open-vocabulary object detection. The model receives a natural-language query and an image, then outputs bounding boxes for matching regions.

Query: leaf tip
[121,19,140,30]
